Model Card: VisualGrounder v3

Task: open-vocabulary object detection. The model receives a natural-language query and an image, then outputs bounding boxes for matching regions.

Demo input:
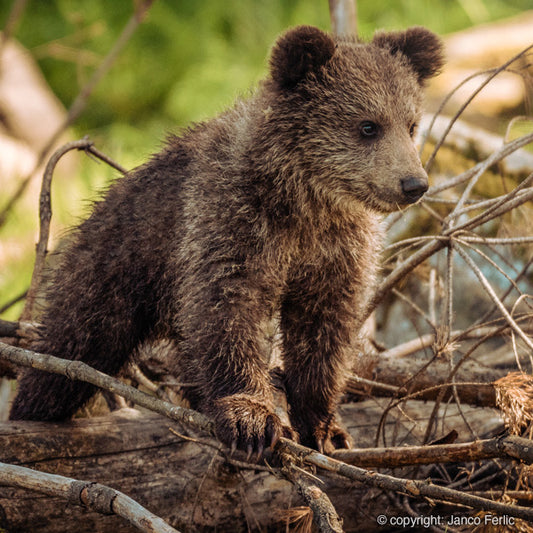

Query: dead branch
[347,374,497,408]
[280,439,533,523]
[0,462,179,533]
[0,340,214,434]
[281,456,343,533]
[21,138,94,320]
[331,435,533,467]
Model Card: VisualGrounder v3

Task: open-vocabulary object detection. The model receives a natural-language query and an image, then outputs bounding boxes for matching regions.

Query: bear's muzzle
[400,175,428,203]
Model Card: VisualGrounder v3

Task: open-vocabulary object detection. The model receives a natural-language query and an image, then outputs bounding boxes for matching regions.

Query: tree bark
[328,0,357,37]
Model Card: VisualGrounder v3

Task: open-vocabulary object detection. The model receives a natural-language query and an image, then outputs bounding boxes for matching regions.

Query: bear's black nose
[401,176,428,203]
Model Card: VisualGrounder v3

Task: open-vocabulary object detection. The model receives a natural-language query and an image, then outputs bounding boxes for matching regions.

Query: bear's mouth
[363,177,428,212]
[362,183,408,213]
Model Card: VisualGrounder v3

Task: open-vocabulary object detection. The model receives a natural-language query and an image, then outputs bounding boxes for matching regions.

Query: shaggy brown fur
[10,25,443,455]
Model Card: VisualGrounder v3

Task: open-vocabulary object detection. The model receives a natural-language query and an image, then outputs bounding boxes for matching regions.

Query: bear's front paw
[316,416,353,455]
[210,394,295,459]
[299,415,353,454]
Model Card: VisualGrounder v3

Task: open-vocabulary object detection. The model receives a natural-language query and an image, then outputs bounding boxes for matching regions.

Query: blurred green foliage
[2,0,531,158]
[0,0,531,319]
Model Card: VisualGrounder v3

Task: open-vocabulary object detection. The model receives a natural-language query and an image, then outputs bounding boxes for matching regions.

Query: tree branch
[0,462,180,533]
[331,435,533,467]
[0,340,214,434]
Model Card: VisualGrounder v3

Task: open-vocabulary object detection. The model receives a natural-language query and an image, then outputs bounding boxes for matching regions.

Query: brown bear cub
[10,26,443,455]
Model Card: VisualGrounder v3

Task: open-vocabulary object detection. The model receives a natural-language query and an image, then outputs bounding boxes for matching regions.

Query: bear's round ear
[372,26,444,85]
[270,25,335,90]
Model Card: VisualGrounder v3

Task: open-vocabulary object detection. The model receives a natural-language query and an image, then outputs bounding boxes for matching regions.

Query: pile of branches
[1,2,533,532]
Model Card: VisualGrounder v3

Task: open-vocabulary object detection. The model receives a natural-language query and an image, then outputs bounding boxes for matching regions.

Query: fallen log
[0,408,379,532]
[0,399,507,532]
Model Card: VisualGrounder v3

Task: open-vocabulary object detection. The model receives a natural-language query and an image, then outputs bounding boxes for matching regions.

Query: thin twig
[464,239,524,287]
[461,235,533,245]
[423,44,533,173]
[392,288,436,333]
[454,243,533,351]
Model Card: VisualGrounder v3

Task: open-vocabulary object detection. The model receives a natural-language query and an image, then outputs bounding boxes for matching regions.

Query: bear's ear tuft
[373,26,444,85]
[270,26,336,90]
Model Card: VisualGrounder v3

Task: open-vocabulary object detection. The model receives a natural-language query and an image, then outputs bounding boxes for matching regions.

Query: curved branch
[21,139,93,321]
[20,138,128,321]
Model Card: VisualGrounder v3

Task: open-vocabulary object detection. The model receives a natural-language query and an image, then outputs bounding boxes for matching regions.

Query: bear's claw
[211,394,295,460]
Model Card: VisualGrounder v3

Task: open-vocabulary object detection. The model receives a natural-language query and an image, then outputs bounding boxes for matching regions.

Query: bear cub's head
[267,25,444,213]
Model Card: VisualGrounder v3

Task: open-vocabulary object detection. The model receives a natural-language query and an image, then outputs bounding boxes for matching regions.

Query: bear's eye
[409,123,417,137]
[359,121,379,139]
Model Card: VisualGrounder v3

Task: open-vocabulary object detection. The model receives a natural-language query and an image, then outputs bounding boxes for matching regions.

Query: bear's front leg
[176,262,294,457]
[281,270,360,454]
